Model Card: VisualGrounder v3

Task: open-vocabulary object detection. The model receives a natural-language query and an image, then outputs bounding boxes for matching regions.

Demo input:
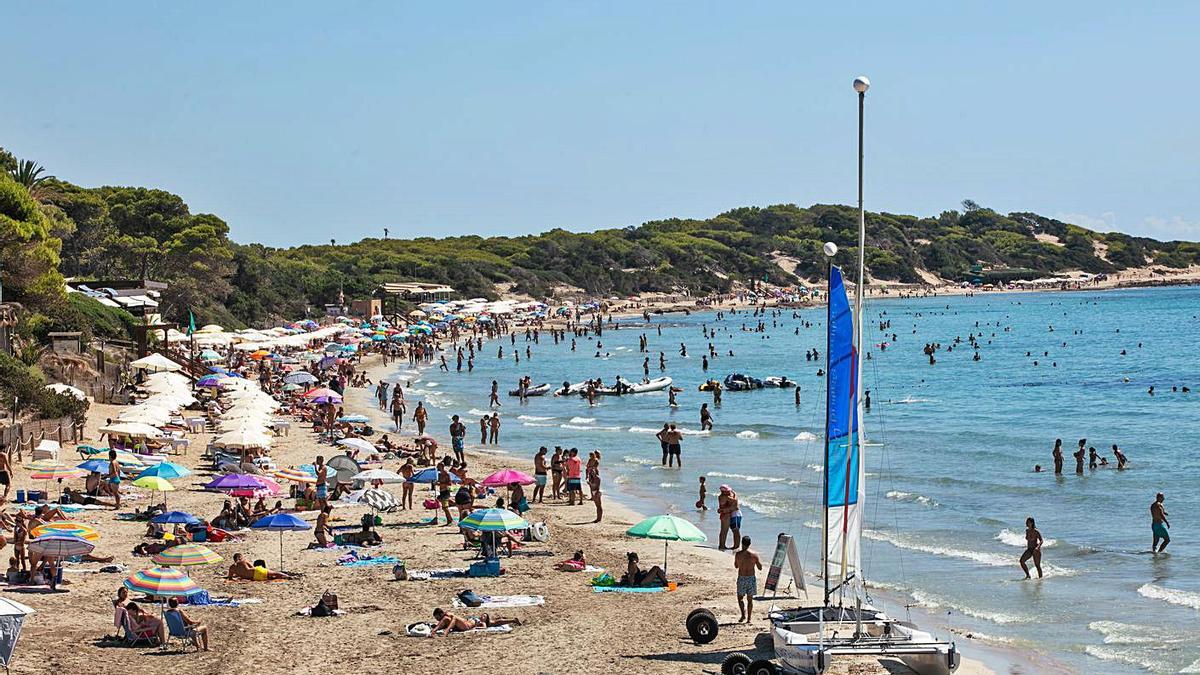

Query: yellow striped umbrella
[273,467,317,484]
[29,465,88,481]
[31,521,100,542]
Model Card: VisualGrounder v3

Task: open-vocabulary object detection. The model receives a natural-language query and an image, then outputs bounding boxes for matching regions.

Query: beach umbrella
[344,487,399,512]
[281,383,301,392]
[626,514,708,574]
[250,513,311,572]
[480,469,536,487]
[132,475,177,508]
[273,467,317,484]
[351,469,403,484]
[28,465,87,481]
[136,461,191,480]
[123,566,202,597]
[303,388,342,404]
[196,375,225,388]
[151,511,201,526]
[460,508,527,532]
[198,349,223,361]
[213,428,273,450]
[30,522,100,542]
[27,534,95,558]
[44,383,86,400]
[130,353,182,373]
[76,459,110,474]
[116,407,173,425]
[336,438,376,454]
[98,422,163,438]
[407,467,460,484]
[0,597,35,668]
[205,474,268,492]
[152,544,223,567]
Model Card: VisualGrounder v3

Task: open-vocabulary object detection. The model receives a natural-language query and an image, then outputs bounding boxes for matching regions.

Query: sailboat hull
[769,607,959,675]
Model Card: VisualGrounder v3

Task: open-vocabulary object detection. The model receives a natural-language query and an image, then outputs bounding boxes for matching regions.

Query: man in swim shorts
[1151,492,1170,552]
[449,415,466,464]
[532,447,548,503]
[733,535,762,622]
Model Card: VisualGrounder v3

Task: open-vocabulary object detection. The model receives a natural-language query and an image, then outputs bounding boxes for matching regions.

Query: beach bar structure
[375,282,456,323]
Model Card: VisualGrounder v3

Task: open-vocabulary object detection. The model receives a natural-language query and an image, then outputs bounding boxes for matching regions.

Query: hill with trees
[4,145,1199,335]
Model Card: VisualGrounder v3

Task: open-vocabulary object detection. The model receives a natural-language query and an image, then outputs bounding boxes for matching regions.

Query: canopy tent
[0,597,35,668]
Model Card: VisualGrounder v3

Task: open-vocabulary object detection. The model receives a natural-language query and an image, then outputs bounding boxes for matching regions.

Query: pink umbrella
[480,469,536,487]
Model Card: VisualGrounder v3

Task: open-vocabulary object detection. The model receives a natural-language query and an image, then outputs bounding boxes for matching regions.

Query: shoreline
[355,353,1015,675]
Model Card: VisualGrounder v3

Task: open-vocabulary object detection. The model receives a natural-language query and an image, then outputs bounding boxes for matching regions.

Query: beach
[3,345,999,675]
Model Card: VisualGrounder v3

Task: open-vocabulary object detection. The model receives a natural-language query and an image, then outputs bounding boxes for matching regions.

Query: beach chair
[119,608,160,647]
[163,610,198,651]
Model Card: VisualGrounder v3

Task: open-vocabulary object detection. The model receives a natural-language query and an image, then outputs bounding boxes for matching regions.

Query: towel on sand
[336,554,399,568]
[297,606,346,617]
[592,585,674,594]
[406,568,468,581]
[452,594,544,609]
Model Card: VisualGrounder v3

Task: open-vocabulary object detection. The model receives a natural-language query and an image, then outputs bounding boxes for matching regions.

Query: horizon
[3,2,1198,247]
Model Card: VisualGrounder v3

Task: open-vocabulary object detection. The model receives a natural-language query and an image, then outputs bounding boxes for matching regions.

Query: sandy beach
[0,349,1006,675]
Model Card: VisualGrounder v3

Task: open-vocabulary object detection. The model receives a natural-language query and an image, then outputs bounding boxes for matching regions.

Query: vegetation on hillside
[5,145,1200,333]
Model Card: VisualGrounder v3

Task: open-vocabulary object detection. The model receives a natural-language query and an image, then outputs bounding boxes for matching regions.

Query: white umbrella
[213,429,273,450]
[130,353,182,373]
[118,406,174,425]
[337,438,377,454]
[351,469,403,484]
[44,383,86,400]
[99,422,164,438]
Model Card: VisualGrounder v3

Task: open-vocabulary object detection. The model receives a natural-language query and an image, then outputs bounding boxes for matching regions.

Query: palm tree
[9,159,57,201]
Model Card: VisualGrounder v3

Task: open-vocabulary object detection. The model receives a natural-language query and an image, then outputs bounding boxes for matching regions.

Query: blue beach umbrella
[251,513,311,571]
[137,461,192,480]
[408,467,460,484]
[151,511,202,526]
[336,414,369,424]
[77,459,110,473]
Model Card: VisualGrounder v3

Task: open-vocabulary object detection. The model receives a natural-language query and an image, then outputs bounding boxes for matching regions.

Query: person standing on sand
[717,485,742,550]
[1019,517,1043,579]
[413,402,428,435]
[565,448,583,506]
[696,476,707,510]
[1052,438,1063,474]
[532,447,548,503]
[488,414,501,444]
[0,446,11,502]
[400,459,415,510]
[314,456,328,510]
[700,403,713,431]
[550,447,564,500]
[449,415,466,464]
[479,415,489,444]
[734,536,762,622]
[588,451,603,523]
[1151,493,1170,552]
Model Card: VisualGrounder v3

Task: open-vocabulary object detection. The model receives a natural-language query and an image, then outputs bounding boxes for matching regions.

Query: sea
[354,286,1200,674]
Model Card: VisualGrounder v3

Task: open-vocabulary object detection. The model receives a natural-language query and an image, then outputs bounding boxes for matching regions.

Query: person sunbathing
[227,553,292,581]
[621,552,668,587]
[429,608,520,637]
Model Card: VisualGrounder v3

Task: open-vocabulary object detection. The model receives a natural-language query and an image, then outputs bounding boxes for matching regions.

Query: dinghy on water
[508,383,550,397]
[595,376,672,395]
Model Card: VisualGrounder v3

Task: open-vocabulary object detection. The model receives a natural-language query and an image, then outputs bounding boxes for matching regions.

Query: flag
[187,310,196,336]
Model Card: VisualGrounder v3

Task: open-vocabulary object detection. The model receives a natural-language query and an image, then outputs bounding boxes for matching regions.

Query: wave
[622,455,657,466]
[910,589,1033,625]
[561,423,622,431]
[627,426,661,434]
[887,396,932,404]
[424,382,439,387]
[1138,582,1200,610]
[467,408,493,417]
[522,422,556,428]
[706,471,801,486]
[885,490,939,508]
[805,463,823,473]
[1086,621,1190,674]
[658,482,678,488]
[862,529,1073,576]
[569,416,595,424]
[738,494,792,517]
[1089,620,1180,644]
[471,447,509,455]
[995,529,1056,548]
[677,427,710,436]
[517,415,554,421]
[793,431,818,442]
[735,430,760,440]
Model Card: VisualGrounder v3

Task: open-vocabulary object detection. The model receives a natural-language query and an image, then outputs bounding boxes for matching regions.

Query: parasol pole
[663,540,669,575]
[279,531,285,572]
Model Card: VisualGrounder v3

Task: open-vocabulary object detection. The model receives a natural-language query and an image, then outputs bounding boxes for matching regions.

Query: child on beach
[696,476,707,510]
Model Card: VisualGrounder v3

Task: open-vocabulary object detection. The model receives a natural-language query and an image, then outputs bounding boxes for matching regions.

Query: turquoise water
[357,287,1200,674]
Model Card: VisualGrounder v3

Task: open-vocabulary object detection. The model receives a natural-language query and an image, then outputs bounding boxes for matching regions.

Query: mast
[847,75,870,590]
[822,256,834,606]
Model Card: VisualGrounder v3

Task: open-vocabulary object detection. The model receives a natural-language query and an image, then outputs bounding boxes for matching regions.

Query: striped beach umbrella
[123,567,202,597]
[27,534,95,558]
[273,467,317,484]
[459,508,528,532]
[29,465,87,481]
[151,544,223,567]
[31,522,100,541]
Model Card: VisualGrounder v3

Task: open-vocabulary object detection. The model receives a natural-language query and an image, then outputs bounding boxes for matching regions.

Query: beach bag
[309,599,333,618]
[321,590,339,611]
[529,522,550,543]
[457,589,484,608]
[423,498,439,510]
[590,572,616,587]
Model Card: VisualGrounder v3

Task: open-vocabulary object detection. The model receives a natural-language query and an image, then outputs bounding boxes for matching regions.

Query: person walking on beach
[449,415,466,464]
[699,403,713,431]
[413,402,428,435]
[489,380,501,408]
[1052,438,1063,475]
[1151,493,1170,552]
[400,459,415,510]
[488,413,501,444]
[1019,517,1043,579]
[734,536,762,622]
[532,447,548,503]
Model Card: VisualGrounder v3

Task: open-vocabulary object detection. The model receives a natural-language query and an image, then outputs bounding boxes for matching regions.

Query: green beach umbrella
[626,514,707,574]
[459,508,528,532]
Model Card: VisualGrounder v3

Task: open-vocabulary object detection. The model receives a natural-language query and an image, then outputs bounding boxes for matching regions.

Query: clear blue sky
[3,2,1197,246]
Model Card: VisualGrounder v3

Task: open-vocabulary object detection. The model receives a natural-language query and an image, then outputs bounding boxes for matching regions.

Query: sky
[3,2,1198,246]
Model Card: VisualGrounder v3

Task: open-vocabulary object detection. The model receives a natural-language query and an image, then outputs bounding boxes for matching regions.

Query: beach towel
[452,594,544,609]
[405,622,513,637]
[406,568,468,581]
[337,555,400,568]
[592,583,677,594]
[296,606,346,617]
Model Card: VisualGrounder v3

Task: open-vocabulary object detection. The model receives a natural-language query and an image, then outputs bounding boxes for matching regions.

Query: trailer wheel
[748,659,778,675]
[721,653,752,675]
[685,608,718,644]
